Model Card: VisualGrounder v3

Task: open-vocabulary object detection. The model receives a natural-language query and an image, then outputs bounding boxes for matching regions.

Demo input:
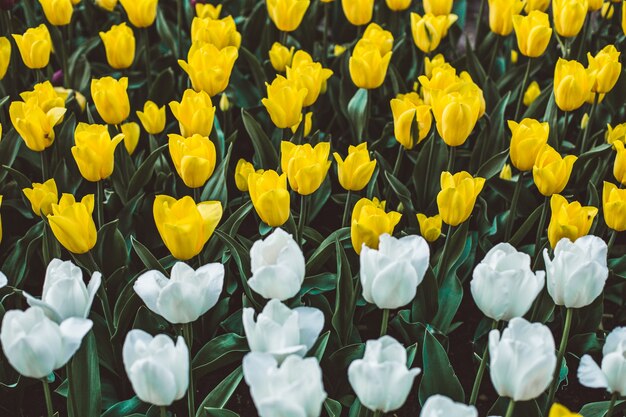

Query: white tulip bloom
[0,271,7,288]
[348,335,421,412]
[420,395,478,417]
[122,329,189,406]
[243,352,327,417]
[134,261,224,324]
[578,327,626,395]
[249,228,305,301]
[243,299,324,363]
[0,306,92,379]
[359,234,430,309]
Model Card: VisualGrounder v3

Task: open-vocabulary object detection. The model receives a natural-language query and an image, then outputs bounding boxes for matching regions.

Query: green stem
[342,190,352,228]
[505,173,523,241]
[608,229,617,256]
[581,93,599,153]
[392,145,403,178]
[514,58,532,120]
[606,391,619,417]
[42,380,54,417]
[322,3,329,65]
[177,0,183,58]
[546,308,573,411]
[280,30,287,45]
[436,223,453,284]
[447,146,456,173]
[96,180,104,230]
[487,36,502,80]
[161,406,168,417]
[372,411,382,417]
[183,323,195,417]
[475,0,486,41]
[41,150,49,181]
[298,194,307,245]
[143,28,152,95]
[60,26,70,87]
[88,251,114,337]
[504,399,516,417]
[534,196,549,258]
[379,309,389,337]
[469,320,499,405]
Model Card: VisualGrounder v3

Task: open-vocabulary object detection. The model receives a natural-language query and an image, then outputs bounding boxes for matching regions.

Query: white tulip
[348,335,421,412]
[489,317,556,401]
[0,306,92,379]
[471,243,544,321]
[359,234,430,309]
[543,235,608,308]
[134,261,224,324]
[0,271,7,288]
[24,258,101,323]
[243,299,324,363]
[122,329,189,406]
[249,228,305,301]
[578,327,626,395]
[420,395,478,417]
[243,352,327,417]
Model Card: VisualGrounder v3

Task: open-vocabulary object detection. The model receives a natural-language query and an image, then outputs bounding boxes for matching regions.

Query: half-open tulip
[286,51,333,107]
[267,0,310,31]
[417,213,442,242]
[431,91,481,147]
[234,159,259,192]
[99,23,135,69]
[196,3,221,18]
[91,77,130,125]
[342,0,374,25]
[423,0,453,14]
[12,24,52,69]
[281,141,331,195]
[269,42,294,72]
[547,194,598,248]
[410,13,457,53]
[587,45,621,94]
[248,170,290,227]
[532,145,577,196]
[579,327,626,396]
[121,122,140,155]
[20,81,66,113]
[488,0,524,36]
[553,0,588,37]
[38,0,73,25]
[119,0,158,27]
[9,99,66,151]
[390,93,432,149]
[0,37,10,79]
[603,182,626,231]
[508,118,549,171]
[72,123,124,182]
[178,42,238,97]
[614,141,626,185]
[136,100,166,135]
[437,171,485,226]
[512,11,552,57]
[554,58,592,111]
[47,194,97,254]
[607,123,626,146]
[168,134,217,188]
[421,395,478,417]
[351,197,401,254]
[262,75,307,128]
[386,0,412,10]
[523,81,541,105]
[23,179,58,216]
[169,89,215,137]
[190,16,241,49]
[333,143,376,191]
[349,41,392,89]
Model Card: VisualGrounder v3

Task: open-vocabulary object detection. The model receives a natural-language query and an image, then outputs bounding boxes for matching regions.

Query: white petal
[58,317,93,367]
[134,270,169,315]
[578,354,608,389]
[294,307,324,352]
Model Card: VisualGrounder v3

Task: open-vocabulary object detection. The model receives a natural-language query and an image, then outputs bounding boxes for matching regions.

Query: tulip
[500,163,513,180]
[243,299,324,362]
[136,100,166,135]
[553,0,588,37]
[410,13,458,53]
[361,22,394,54]
[614,141,626,185]
[523,81,541,106]
[488,0,524,36]
[169,89,216,137]
[386,0,411,10]
[588,0,603,9]
[280,141,331,195]
[262,75,307,128]
[267,0,310,32]
[423,0,453,15]
[0,306,92,378]
[554,58,592,111]
[532,145,577,196]
[602,0,615,18]
[547,195,598,249]
[95,0,117,11]
[91,77,130,125]
[38,0,73,25]
[416,213,442,242]
[424,54,447,78]
[47,194,97,254]
[508,119,549,171]
[9,99,65,152]
[334,44,347,56]
[190,16,241,50]
[390,93,433,149]
[20,81,66,113]
[0,37,9,79]
[71,123,124,182]
[351,197,401,254]
[286,52,333,107]
[121,122,140,155]
[511,50,518,63]
[53,86,85,111]
[431,91,481,147]
[22,179,58,217]
[219,93,231,112]
[290,111,312,136]
[603,182,626,231]
[119,0,158,27]
[196,3,221,18]
[333,143,376,191]
[525,0,550,10]
[179,42,238,97]
[243,352,327,417]
[512,11,552,58]
[153,195,222,260]
[349,41,392,89]
[168,134,216,188]
[360,234,429,309]
[471,243,545,321]
[12,24,52,69]
[437,171,485,226]
[269,42,294,72]
[578,327,626,395]
[248,170,290,227]
[587,45,621,94]
[249,228,305,300]
[420,395,478,417]
[342,0,374,25]
[123,330,189,406]
[99,23,135,69]
[0,272,5,288]
[606,123,626,146]
[348,336,421,412]
[489,317,556,401]
[234,159,259,192]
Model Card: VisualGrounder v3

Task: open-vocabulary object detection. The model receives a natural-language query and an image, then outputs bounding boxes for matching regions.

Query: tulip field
[1,0,626,416]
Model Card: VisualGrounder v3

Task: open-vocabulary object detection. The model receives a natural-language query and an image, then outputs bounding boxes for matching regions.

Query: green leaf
[101,397,148,417]
[195,366,243,417]
[201,143,232,206]
[347,88,369,140]
[67,330,101,417]
[95,220,129,276]
[149,68,176,105]
[324,399,342,417]
[580,400,626,417]
[308,330,330,361]
[131,236,168,275]
[509,203,543,248]
[385,171,415,212]
[201,409,240,417]
[239,46,267,90]
[241,109,279,169]
[192,333,249,380]
[156,8,178,57]
[476,149,508,180]
[418,330,465,404]
[331,237,356,346]
[306,228,351,274]
[2,164,33,190]
[127,144,168,197]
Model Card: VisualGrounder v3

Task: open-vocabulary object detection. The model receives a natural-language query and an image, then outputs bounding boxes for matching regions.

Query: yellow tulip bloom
[508,118,549,171]
[342,0,375,25]
[290,111,313,136]
[95,0,118,11]
[554,58,592,112]
[606,123,626,146]
[431,91,482,147]
[390,92,433,149]
[587,45,621,94]
[47,194,97,254]
[333,143,376,191]
[99,22,135,69]
[248,170,291,227]
[547,194,598,248]
[72,123,124,182]
[269,42,295,72]
[512,11,552,58]
[552,0,588,37]
[20,81,66,113]
[91,76,130,125]
[12,24,52,69]
[121,122,140,155]
[488,0,524,36]
[281,141,331,195]
[191,16,241,50]
[0,37,10,79]
[137,100,166,135]
[523,81,541,106]
[524,0,550,11]
[286,51,333,106]
[349,41,392,89]
[235,159,261,192]
[267,0,310,32]
[386,0,412,11]
[613,141,626,185]
[362,23,394,55]
[179,42,238,97]
[549,404,582,417]
[423,0,453,15]
[23,179,59,216]
[119,0,158,28]
[38,0,73,25]
[169,89,216,137]
[436,171,485,226]
[262,75,307,128]
[416,213,442,242]
[410,13,458,53]
[168,134,217,188]
[532,144,577,196]
[196,3,222,18]
[499,163,513,180]
[603,182,626,232]
[351,197,401,254]
[9,99,66,151]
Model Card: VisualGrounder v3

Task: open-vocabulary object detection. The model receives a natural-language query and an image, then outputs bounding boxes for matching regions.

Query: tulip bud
[123,330,189,405]
[511,50,518,63]
[38,0,73,26]
[333,143,376,191]
[195,3,221,18]
[348,336,421,412]
[508,118,549,171]
[191,16,241,50]
[386,0,411,10]
[349,41,392,89]
[421,395,478,417]
[234,159,258,192]
[269,42,294,72]
[169,89,216,137]
[91,77,130,125]
[0,37,9,80]
[351,197,401,254]
[290,111,313,136]
[390,93,433,149]
[12,24,52,69]
[614,141,626,185]
[281,141,331,195]
[121,122,140,155]
[431,91,481,147]
[22,179,58,216]
[603,182,626,231]
[499,163,513,180]
[248,170,290,227]
[523,80,541,106]
[119,0,158,27]
[178,42,238,97]
[587,45,621,94]
[342,0,374,25]
[579,327,626,395]
[219,93,231,112]
[99,23,135,69]
[512,11,552,58]
[416,213,442,242]
[95,0,117,11]
[47,194,97,254]
[488,0,524,36]
[410,13,458,53]
[286,51,333,107]
[136,100,166,135]
[72,123,124,181]
[553,0,588,37]
[532,144,577,196]
[267,0,310,31]
[437,171,485,226]
[581,113,589,130]
[607,123,626,146]
[423,0,453,15]
[262,75,307,128]
[168,133,217,188]
[547,194,598,249]
[9,99,66,151]
[334,44,347,56]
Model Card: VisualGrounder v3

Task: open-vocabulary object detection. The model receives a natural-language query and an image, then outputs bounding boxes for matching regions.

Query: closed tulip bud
[281,141,331,195]
[523,80,541,106]
[416,213,442,242]
[554,58,592,111]
[500,163,513,180]
[603,182,626,231]
[269,42,294,72]
[390,93,432,149]
[179,42,238,97]
[47,194,97,254]
[12,24,52,69]
[0,37,11,79]
[386,0,411,10]
[342,0,374,25]
[437,171,485,226]
[119,0,158,27]
[72,123,124,181]
[579,327,626,395]
[169,89,215,137]
[471,243,545,321]
[91,77,130,125]
[234,159,258,192]
[489,318,556,401]
[191,16,241,49]
[219,93,231,112]
[360,234,429,309]
[267,0,310,31]
[410,13,458,53]
[547,195,598,249]
[290,111,313,135]
[553,0,588,37]
[532,144,577,196]
[262,75,307,128]
[249,228,305,300]
[512,11,552,57]
[136,100,165,135]
[195,3,221,18]
[587,45,621,94]
[168,133,217,188]
[38,0,73,25]
[248,170,290,226]
[22,179,58,216]
[134,261,224,324]
[120,122,140,155]
[511,49,518,63]
[333,143,376,191]
[423,0,453,15]
[421,395,478,417]
[508,118,549,171]
[614,141,626,184]
[24,259,101,322]
[123,330,189,406]
[607,123,626,146]
[431,91,481,147]
[9,99,66,151]
[351,197,401,254]
[287,52,333,107]
[95,0,117,11]
[244,352,327,417]
[349,42,392,89]
[581,113,590,130]
[348,336,421,412]
[99,23,135,69]
[0,306,92,379]
[524,0,550,10]
[488,0,524,36]
[334,44,347,56]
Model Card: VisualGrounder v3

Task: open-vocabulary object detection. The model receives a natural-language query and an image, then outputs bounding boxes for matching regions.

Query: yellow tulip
[532,144,577,196]
[524,0,550,11]
[351,197,401,254]
[12,24,52,69]
[349,41,392,89]
[286,51,333,106]
[436,171,485,226]
[334,44,347,56]
[121,122,140,155]
[137,100,166,135]
[602,1,614,18]
[22,179,58,216]
[269,42,295,72]
[20,81,66,113]
[553,0,588,37]
[248,170,291,227]
[603,182,626,231]
[342,0,374,25]
[613,141,626,185]
[362,23,394,55]
[91,76,130,125]
[95,0,118,11]
[523,81,541,106]
[38,0,73,25]
[281,141,331,195]
[386,0,411,10]
[54,87,86,112]
[587,45,621,94]
[554,58,592,111]
[512,11,552,57]
[418,64,458,104]
[410,13,458,53]
[0,37,9,79]
[416,213,442,242]
[549,404,583,417]
[153,195,223,260]
[235,159,261,192]
[508,118,549,171]
[179,42,238,97]
[511,50,518,63]
[423,0,453,15]
[333,143,376,191]
[267,0,310,31]
[99,23,135,69]
[196,3,222,18]
[262,75,307,128]
[191,16,241,50]
[47,194,97,254]
[9,99,66,151]
[547,194,598,248]
[424,54,447,78]
[72,123,124,182]
[431,91,481,147]
[119,0,158,28]
[588,0,603,9]
[290,111,313,136]
[168,134,217,188]
[580,113,590,130]
[390,92,433,149]
[606,123,626,146]
[488,0,524,36]
[499,163,513,180]
[169,89,216,137]
[219,93,231,112]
